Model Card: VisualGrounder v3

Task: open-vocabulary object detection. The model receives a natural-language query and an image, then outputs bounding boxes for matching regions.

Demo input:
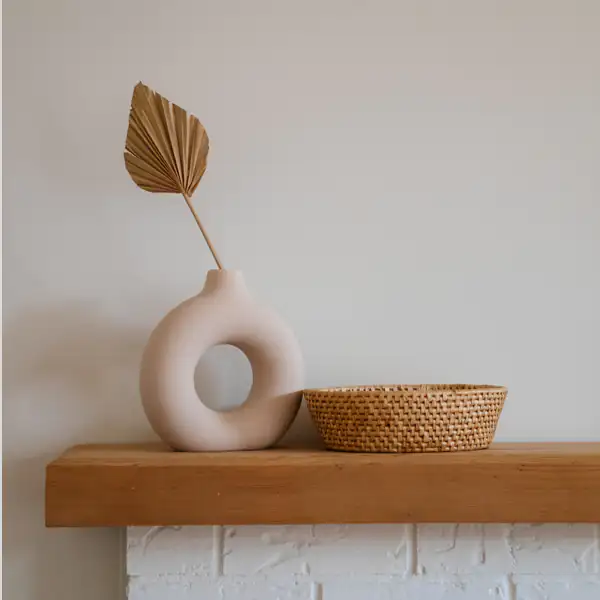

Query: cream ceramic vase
[140,270,304,451]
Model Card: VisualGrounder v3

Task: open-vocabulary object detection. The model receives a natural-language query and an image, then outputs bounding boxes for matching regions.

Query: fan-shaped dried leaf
[124,83,209,196]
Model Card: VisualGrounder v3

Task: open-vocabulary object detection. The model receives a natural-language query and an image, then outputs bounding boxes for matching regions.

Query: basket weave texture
[304,384,507,453]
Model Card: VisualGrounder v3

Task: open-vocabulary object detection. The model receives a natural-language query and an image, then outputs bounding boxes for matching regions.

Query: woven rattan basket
[304,384,507,453]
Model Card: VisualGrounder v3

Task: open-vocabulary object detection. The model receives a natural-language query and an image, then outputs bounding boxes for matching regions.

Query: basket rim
[303,384,507,396]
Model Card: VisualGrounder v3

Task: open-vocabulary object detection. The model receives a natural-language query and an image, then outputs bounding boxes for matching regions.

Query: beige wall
[3,1,600,598]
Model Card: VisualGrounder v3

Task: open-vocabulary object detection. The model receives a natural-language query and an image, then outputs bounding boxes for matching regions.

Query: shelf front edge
[45,443,600,526]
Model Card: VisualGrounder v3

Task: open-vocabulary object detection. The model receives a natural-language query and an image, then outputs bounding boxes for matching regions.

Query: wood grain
[45,443,600,527]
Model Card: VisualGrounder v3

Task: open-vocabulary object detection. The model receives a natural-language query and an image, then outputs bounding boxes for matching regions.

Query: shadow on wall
[2,302,319,599]
[193,344,322,449]
[283,402,323,449]
[3,303,152,600]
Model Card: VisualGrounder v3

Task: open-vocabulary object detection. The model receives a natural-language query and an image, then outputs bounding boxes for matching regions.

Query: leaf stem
[182,194,223,269]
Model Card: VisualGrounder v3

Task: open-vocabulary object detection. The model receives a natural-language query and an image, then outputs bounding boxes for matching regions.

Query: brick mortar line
[212,525,224,578]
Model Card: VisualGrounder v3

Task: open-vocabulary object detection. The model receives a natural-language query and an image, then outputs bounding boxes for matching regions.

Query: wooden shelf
[45,442,600,527]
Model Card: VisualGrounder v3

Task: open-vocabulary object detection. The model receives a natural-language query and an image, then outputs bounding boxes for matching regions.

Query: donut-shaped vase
[140,270,304,451]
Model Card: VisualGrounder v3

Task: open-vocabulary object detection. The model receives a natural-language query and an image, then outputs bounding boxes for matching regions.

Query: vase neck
[201,269,250,299]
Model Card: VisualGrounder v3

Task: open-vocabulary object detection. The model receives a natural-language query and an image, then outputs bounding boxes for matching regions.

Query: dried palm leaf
[125,82,223,268]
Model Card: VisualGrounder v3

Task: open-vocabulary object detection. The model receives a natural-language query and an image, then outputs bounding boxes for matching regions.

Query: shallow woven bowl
[304,384,507,453]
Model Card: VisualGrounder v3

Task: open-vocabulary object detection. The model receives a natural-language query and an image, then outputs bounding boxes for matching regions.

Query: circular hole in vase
[194,344,253,411]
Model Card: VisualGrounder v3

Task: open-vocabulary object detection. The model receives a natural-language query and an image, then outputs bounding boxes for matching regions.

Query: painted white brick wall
[127,524,600,600]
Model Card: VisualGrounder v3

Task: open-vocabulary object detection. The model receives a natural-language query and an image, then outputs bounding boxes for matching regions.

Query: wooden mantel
[45,443,600,527]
